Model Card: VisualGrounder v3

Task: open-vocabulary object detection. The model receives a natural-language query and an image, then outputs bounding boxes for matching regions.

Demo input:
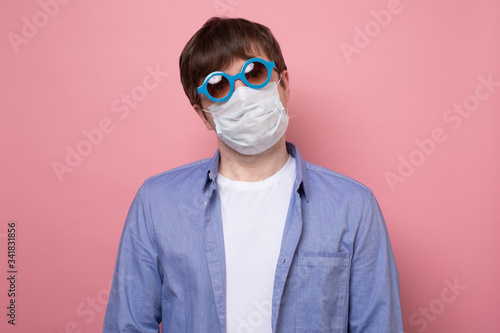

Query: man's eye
[250,70,260,78]
[248,69,264,80]
[214,83,225,92]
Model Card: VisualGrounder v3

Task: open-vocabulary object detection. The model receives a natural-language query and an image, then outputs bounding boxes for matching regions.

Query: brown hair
[179,17,287,105]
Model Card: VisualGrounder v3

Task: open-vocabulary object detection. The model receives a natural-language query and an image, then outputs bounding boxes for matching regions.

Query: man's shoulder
[143,157,212,189]
[304,160,373,197]
[288,142,372,197]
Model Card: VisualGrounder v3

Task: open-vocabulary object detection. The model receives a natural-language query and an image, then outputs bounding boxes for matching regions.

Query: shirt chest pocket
[296,252,351,333]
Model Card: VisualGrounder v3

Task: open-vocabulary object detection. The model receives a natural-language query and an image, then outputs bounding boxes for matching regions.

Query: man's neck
[217,138,289,182]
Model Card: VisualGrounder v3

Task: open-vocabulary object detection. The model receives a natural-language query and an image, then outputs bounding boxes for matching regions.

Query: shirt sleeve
[348,192,404,332]
[103,181,162,332]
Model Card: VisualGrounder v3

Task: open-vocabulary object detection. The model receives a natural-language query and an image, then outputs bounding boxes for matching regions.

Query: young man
[103,17,404,332]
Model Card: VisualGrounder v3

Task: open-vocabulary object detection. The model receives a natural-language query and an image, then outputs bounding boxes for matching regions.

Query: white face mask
[207,82,289,155]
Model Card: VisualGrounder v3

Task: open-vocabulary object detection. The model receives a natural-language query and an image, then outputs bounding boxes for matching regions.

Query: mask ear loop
[194,91,211,113]
[275,66,284,87]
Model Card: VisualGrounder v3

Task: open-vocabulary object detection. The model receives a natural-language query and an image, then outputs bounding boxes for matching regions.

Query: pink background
[2,0,499,332]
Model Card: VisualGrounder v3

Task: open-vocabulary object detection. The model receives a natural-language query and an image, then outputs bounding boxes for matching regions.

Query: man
[103,17,404,332]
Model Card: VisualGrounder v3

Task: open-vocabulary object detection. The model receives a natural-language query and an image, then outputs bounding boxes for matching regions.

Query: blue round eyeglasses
[197,58,277,103]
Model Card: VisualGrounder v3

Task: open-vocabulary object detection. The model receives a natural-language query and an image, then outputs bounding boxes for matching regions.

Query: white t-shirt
[217,155,296,333]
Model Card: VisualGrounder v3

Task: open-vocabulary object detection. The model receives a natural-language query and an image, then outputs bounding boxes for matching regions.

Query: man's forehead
[219,54,270,74]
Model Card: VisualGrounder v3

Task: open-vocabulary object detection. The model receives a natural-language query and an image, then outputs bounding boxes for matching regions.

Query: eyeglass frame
[196,57,278,103]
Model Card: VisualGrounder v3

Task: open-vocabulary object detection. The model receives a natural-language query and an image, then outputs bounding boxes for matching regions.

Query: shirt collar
[205,142,309,202]
[205,149,220,192]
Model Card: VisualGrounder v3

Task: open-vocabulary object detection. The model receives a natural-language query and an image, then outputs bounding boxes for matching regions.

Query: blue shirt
[103,142,404,332]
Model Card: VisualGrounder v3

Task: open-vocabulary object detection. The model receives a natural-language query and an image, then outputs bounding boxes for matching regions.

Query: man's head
[179,17,288,107]
[179,17,290,156]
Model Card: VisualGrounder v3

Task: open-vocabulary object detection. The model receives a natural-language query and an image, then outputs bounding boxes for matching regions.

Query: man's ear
[193,104,215,131]
[280,70,290,103]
